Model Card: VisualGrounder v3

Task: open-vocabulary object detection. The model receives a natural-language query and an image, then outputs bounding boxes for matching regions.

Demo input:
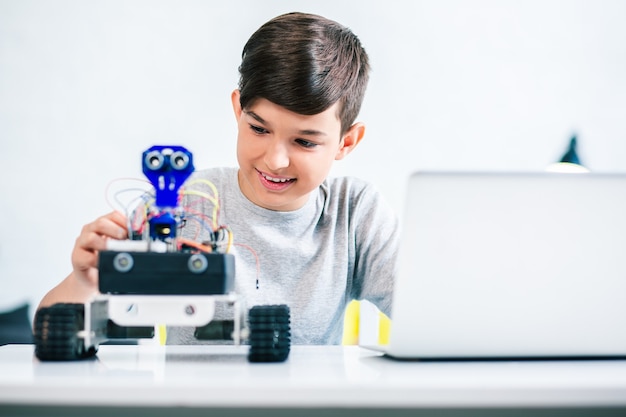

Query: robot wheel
[247,304,291,363]
[33,303,97,361]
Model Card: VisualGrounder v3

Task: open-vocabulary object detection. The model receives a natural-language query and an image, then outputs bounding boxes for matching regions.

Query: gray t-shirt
[167,167,399,345]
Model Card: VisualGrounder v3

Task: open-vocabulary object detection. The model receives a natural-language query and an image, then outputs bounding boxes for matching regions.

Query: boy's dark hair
[238,12,370,135]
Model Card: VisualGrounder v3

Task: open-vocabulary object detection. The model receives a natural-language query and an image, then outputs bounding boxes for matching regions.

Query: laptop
[363,172,626,359]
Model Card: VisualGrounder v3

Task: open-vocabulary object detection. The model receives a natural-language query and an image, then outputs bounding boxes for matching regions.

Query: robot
[33,145,291,363]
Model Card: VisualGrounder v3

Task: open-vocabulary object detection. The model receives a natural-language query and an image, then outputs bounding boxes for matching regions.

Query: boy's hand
[71,211,128,289]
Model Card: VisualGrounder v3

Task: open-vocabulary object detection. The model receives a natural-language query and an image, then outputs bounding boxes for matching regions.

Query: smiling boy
[235,96,357,211]
[38,12,399,345]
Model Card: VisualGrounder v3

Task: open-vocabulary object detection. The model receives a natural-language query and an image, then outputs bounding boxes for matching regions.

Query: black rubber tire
[33,303,97,361]
[247,304,291,363]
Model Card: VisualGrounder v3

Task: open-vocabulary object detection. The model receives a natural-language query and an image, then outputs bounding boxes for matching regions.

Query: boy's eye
[249,124,268,134]
[295,139,318,148]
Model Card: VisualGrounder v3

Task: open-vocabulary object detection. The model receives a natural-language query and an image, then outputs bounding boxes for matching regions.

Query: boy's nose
[264,140,290,171]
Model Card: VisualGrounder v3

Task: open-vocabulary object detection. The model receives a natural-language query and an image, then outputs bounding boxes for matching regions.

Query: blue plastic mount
[142,145,194,208]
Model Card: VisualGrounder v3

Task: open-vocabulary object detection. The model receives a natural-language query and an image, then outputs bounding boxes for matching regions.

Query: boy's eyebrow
[244,109,266,125]
[244,109,328,137]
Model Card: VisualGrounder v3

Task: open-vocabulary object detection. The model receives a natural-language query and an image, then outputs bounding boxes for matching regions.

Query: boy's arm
[37,272,98,309]
[353,186,400,318]
[37,211,128,310]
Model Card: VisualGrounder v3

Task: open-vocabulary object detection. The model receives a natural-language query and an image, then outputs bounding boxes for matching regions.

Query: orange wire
[234,243,261,290]
[178,237,213,253]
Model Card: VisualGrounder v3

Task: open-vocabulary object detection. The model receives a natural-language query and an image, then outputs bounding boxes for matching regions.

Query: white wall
[1,0,625,313]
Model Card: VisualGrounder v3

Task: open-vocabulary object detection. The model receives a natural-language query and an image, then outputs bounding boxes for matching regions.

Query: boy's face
[232,90,364,211]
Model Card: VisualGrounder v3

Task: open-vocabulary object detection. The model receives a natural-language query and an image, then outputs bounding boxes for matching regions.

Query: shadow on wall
[0,303,33,346]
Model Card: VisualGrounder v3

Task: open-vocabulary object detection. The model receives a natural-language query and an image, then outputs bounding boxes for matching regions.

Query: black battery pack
[98,251,235,295]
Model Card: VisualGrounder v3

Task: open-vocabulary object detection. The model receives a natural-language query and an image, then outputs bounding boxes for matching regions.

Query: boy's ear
[231,89,242,119]
[335,122,366,160]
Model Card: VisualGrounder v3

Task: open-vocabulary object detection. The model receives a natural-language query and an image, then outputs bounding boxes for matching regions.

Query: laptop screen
[388,172,626,359]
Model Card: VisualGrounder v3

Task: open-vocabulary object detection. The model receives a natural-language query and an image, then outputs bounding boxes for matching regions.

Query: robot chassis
[34,145,291,363]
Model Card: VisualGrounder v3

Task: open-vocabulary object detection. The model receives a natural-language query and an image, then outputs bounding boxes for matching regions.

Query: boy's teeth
[264,174,290,183]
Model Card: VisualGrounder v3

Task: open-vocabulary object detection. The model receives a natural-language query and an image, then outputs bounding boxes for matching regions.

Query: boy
[38,12,399,345]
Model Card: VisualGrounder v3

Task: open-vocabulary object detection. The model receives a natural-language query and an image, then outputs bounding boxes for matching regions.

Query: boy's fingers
[108,211,128,229]
[95,213,128,239]
[76,231,108,252]
[71,212,129,281]
[84,214,128,244]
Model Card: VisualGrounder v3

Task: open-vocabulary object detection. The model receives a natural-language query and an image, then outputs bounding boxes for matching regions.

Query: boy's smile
[232,90,364,212]
[256,168,296,191]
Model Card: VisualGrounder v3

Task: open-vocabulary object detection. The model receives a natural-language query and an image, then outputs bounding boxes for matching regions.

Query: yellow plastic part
[341,300,361,345]
[341,300,391,345]
[157,324,167,345]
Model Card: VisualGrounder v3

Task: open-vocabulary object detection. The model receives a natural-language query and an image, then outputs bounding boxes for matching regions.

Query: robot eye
[170,151,190,171]
[145,151,165,171]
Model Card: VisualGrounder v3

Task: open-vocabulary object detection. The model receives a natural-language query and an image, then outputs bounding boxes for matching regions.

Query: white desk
[1,344,626,416]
